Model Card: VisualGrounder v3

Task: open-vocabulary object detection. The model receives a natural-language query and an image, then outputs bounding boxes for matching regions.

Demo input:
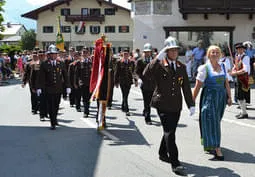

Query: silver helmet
[47,44,59,54]
[164,36,180,51]
[143,43,152,52]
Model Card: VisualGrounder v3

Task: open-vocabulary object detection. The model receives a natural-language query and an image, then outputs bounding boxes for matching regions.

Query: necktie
[171,62,175,74]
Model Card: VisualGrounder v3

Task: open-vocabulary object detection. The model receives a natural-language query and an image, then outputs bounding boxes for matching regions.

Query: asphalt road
[0,78,254,177]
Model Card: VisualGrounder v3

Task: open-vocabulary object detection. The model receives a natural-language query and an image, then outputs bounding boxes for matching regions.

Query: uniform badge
[178,76,183,86]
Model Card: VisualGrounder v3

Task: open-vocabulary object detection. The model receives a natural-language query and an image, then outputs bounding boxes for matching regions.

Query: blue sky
[3,0,130,30]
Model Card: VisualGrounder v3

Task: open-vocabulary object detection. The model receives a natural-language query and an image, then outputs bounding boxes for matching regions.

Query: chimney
[7,22,11,28]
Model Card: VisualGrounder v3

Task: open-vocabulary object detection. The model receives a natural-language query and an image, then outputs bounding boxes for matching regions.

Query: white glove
[66,88,71,95]
[138,79,143,87]
[156,47,168,60]
[36,89,42,96]
[189,106,195,116]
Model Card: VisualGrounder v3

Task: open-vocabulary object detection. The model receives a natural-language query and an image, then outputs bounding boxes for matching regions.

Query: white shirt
[167,59,176,70]
[219,57,233,81]
[235,54,250,75]
[196,60,225,82]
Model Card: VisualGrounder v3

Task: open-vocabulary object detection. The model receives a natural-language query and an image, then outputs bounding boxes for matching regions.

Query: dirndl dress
[199,63,227,150]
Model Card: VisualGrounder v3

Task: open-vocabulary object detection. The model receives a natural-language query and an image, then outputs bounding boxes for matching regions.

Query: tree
[21,29,36,50]
[0,0,5,40]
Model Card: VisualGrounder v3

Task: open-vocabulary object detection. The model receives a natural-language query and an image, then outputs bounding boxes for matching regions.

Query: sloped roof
[22,0,130,20]
[0,35,21,42]
[0,24,25,35]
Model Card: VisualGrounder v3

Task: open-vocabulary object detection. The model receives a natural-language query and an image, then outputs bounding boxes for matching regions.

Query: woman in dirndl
[192,45,232,161]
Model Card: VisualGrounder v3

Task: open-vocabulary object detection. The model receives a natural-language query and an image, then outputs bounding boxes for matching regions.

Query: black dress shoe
[126,112,130,116]
[159,155,170,163]
[237,114,248,119]
[76,108,81,112]
[40,117,45,121]
[83,113,88,118]
[145,121,152,125]
[172,166,187,176]
[214,154,224,161]
[50,126,56,130]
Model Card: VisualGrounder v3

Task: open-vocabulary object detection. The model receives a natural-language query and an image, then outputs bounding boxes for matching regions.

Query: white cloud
[26,0,55,6]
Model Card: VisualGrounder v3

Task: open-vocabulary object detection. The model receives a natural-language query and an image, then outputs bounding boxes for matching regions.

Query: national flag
[77,21,85,33]
[56,16,64,51]
[90,35,111,130]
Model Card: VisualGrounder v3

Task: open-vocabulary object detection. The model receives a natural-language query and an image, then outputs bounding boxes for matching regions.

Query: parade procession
[1,0,255,177]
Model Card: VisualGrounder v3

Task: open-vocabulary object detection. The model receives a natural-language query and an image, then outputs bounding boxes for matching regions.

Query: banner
[56,16,64,51]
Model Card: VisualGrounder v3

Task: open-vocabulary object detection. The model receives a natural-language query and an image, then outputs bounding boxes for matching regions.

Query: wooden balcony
[179,0,255,19]
[65,14,105,24]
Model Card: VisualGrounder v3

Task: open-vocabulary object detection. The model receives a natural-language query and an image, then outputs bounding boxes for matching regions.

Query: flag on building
[77,21,85,33]
[56,16,64,51]
[90,35,111,130]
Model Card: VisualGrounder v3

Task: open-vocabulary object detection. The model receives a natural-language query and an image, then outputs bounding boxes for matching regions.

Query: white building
[0,23,27,45]
[128,0,255,53]
[22,0,133,53]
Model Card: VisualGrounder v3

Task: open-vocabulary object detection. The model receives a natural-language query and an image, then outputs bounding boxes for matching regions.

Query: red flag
[77,21,85,33]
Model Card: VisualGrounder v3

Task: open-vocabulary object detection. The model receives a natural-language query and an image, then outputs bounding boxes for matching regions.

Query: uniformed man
[107,53,119,109]
[22,51,40,115]
[36,45,70,130]
[114,48,137,116]
[74,47,92,117]
[68,51,78,108]
[143,36,195,176]
[37,50,48,120]
[230,42,250,119]
[135,43,156,125]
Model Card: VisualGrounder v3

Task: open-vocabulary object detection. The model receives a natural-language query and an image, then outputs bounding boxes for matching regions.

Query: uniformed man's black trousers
[76,85,91,114]
[69,87,76,106]
[39,89,48,118]
[120,84,131,112]
[46,93,61,128]
[141,88,153,122]
[30,87,39,114]
[108,72,115,107]
[157,110,181,168]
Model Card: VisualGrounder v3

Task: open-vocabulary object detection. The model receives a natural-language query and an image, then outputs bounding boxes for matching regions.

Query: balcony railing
[179,0,255,14]
[65,14,105,23]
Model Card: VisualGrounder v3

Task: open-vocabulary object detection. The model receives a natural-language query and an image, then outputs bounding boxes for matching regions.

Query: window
[61,26,71,33]
[105,26,115,33]
[81,8,89,16]
[90,26,100,34]
[104,8,115,15]
[75,25,86,34]
[61,8,70,16]
[153,0,172,15]
[43,26,53,33]
[119,26,129,33]
[90,8,101,16]
[135,0,151,15]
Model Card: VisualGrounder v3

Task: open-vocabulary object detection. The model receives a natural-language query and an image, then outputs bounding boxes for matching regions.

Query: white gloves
[36,89,42,96]
[138,79,143,87]
[66,88,71,95]
[156,47,168,60]
[189,106,195,116]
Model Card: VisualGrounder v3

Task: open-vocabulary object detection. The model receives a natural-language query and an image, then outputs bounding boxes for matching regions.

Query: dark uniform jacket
[135,56,156,91]
[37,59,70,94]
[22,60,40,89]
[143,58,194,112]
[114,58,136,86]
[74,58,92,87]
[68,61,77,88]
